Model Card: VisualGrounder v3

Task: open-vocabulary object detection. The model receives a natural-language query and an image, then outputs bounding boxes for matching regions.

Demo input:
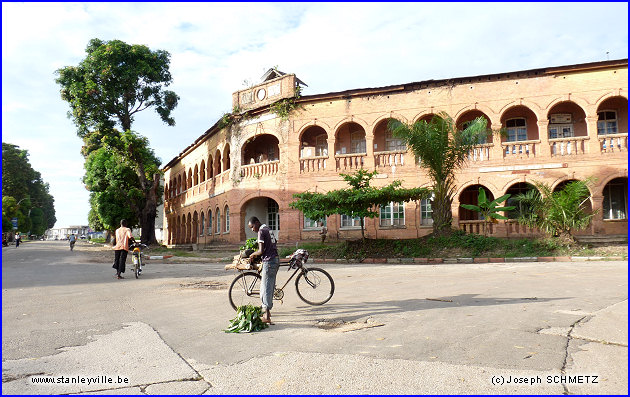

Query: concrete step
[575,234,627,245]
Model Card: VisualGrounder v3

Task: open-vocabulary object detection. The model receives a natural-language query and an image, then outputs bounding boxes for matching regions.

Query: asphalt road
[2,241,627,394]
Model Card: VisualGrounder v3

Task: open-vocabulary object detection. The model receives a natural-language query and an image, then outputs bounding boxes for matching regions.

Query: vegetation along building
[162,59,627,247]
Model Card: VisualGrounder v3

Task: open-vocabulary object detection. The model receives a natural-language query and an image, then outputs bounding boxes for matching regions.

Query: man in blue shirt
[248,216,279,324]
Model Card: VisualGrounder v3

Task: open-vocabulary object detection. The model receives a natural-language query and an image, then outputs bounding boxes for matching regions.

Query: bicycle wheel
[133,255,139,279]
[228,272,262,311]
[295,267,334,305]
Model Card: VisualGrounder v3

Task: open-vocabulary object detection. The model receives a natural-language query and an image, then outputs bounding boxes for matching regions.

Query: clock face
[257,88,266,100]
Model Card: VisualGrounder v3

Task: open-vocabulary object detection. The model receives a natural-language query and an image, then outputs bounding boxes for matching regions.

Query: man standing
[112,219,134,279]
[14,232,21,248]
[69,234,77,251]
[247,216,279,324]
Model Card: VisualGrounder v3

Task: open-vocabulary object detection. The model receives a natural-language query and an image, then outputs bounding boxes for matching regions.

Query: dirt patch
[180,281,228,290]
[315,317,384,332]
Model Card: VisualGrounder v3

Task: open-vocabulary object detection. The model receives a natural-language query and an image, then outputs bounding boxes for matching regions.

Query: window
[420,198,433,226]
[216,208,221,234]
[603,179,627,220]
[384,130,406,151]
[598,111,618,135]
[380,202,405,227]
[350,131,366,153]
[207,210,212,234]
[200,212,205,236]
[304,216,326,229]
[548,124,574,139]
[267,199,279,230]
[315,135,328,156]
[341,214,362,228]
[224,206,230,232]
[505,118,527,142]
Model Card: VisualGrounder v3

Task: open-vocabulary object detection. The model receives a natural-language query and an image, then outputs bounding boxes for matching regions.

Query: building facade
[162,60,628,246]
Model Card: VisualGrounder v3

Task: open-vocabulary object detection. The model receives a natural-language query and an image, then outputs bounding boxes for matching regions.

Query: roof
[260,68,308,87]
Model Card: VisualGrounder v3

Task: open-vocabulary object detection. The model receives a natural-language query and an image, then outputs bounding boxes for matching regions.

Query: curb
[310,256,625,264]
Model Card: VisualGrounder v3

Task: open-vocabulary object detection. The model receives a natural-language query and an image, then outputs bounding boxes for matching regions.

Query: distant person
[69,234,77,251]
[15,233,21,248]
[318,221,328,243]
[247,216,279,324]
[112,219,135,279]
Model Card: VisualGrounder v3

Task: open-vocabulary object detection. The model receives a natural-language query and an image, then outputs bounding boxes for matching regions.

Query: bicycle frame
[238,263,307,299]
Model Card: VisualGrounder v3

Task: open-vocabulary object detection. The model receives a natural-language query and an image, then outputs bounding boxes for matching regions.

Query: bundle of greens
[240,238,258,251]
[224,305,269,333]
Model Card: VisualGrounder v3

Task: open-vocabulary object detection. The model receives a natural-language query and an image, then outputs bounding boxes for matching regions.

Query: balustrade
[374,150,406,167]
[599,133,628,153]
[335,153,366,171]
[502,140,539,158]
[550,136,588,156]
[241,160,279,178]
[505,220,539,236]
[459,220,494,235]
[467,144,493,162]
[300,155,327,173]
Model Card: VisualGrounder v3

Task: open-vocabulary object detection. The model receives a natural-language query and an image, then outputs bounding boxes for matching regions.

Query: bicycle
[228,249,335,311]
[129,242,147,279]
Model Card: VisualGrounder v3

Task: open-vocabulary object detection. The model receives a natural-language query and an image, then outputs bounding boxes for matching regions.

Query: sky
[2,2,628,229]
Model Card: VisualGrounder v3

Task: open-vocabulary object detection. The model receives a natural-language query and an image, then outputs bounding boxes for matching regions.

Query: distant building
[45,226,91,240]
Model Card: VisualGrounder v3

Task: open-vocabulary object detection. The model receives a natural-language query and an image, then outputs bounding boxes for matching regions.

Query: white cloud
[1,2,627,228]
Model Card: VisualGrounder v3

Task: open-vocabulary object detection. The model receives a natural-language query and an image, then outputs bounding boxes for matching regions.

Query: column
[536,119,552,158]
[586,116,601,154]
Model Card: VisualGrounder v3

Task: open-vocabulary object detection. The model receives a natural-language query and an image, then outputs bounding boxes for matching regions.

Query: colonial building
[162,59,628,246]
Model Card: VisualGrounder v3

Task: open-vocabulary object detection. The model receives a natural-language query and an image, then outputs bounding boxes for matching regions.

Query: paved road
[2,241,627,394]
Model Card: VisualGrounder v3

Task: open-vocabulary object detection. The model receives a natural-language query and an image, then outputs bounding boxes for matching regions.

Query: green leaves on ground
[224,305,269,333]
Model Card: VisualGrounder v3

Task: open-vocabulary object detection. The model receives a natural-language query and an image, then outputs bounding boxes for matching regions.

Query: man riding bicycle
[69,234,77,251]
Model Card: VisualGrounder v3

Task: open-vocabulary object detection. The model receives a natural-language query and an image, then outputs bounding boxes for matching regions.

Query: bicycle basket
[288,249,309,269]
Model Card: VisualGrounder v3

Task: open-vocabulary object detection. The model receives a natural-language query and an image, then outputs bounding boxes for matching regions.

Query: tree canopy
[290,169,430,239]
[389,113,490,236]
[2,143,56,234]
[56,38,177,244]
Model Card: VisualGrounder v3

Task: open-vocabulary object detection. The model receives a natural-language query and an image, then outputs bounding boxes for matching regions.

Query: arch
[544,95,590,113]
[547,100,588,138]
[214,149,222,175]
[223,143,231,171]
[458,184,496,221]
[200,160,206,182]
[499,105,539,141]
[177,175,182,195]
[413,110,450,124]
[164,183,169,200]
[299,126,328,158]
[332,116,369,133]
[215,207,221,235]
[186,213,192,243]
[335,121,366,154]
[373,117,406,152]
[553,179,594,216]
[602,177,627,220]
[297,120,333,141]
[453,103,496,121]
[207,208,213,237]
[596,96,628,135]
[371,112,409,127]
[242,134,280,164]
[455,109,493,143]
[187,169,193,189]
[504,182,538,219]
[241,196,280,241]
[192,211,199,240]
[193,164,199,186]
[224,204,230,233]
[499,99,543,119]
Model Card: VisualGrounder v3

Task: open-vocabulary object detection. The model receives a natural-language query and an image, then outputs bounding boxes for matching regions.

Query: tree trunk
[360,217,365,241]
[432,194,454,237]
[139,173,160,245]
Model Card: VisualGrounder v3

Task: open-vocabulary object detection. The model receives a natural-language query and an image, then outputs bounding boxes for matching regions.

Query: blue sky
[2,2,628,229]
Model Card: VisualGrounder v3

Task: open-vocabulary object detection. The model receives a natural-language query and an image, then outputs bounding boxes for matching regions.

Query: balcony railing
[335,153,366,171]
[550,136,588,156]
[502,140,539,158]
[241,160,279,178]
[374,150,406,167]
[459,220,494,235]
[300,155,328,173]
[505,219,539,237]
[599,133,628,153]
[468,143,493,162]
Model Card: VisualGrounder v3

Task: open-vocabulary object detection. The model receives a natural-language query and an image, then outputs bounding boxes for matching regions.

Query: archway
[242,197,280,240]
[242,134,280,164]
[602,177,627,220]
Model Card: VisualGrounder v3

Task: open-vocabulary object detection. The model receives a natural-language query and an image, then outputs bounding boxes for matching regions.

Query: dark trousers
[113,250,128,274]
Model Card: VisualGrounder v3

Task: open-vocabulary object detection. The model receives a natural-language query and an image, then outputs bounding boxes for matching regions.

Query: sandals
[115,275,124,279]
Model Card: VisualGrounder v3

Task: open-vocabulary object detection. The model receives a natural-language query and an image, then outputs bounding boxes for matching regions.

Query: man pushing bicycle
[247,216,279,324]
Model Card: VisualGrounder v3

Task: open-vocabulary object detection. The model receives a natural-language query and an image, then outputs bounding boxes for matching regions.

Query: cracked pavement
[2,241,627,394]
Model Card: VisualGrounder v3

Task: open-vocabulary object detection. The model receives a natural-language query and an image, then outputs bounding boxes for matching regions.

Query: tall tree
[290,169,429,240]
[55,38,179,244]
[388,114,489,237]
[2,143,56,234]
